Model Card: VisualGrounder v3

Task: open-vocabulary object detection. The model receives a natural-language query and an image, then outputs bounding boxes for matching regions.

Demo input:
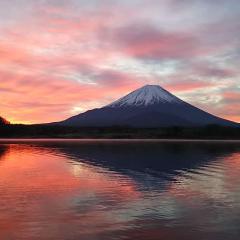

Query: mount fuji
[57,85,238,127]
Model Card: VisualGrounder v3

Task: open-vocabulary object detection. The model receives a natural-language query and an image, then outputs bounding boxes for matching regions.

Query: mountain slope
[57,85,238,127]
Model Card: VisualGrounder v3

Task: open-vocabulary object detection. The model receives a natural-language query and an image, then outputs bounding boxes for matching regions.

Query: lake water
[0,140,240,240]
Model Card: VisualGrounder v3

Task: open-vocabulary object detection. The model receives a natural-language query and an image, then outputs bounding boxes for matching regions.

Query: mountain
[57,85,238,127]
[0,116,10,125]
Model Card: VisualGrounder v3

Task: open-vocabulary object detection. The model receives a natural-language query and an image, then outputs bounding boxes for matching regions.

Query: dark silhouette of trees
[0,124,239,139]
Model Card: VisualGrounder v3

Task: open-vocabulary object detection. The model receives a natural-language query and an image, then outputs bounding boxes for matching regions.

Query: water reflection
[0,145,8,162]
[0,141,239,240]
[31,141,240,190]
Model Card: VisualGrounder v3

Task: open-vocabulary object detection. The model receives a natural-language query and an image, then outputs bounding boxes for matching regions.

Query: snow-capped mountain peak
[59,84,238,127]
[106,85,181,108]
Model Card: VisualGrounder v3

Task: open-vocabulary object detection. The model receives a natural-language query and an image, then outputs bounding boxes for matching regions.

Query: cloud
[163,79,216,92]
[109,24,200,61]
[223,91,240,104]
[0,0,239,123]
[192,64,237,78]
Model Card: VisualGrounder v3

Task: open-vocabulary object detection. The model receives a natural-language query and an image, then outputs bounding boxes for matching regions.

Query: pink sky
[0,0,239,124]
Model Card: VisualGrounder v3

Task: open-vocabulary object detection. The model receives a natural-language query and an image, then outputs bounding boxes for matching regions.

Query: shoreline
[1,138,240,143]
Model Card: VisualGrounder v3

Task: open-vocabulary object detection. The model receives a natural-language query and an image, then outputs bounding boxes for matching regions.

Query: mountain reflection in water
[0,141,240,240]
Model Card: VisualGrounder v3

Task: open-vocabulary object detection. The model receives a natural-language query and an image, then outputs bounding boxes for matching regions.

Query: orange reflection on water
[1,142,240,240]
[0,144,140,240]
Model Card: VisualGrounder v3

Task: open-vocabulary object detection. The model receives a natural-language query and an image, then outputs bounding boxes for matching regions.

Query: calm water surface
[0,140,240,240]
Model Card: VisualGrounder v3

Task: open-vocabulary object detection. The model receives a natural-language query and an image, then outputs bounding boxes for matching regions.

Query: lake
[0,140,240,240]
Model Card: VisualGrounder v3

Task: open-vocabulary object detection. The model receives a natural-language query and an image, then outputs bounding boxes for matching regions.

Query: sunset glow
[0,0,239,123]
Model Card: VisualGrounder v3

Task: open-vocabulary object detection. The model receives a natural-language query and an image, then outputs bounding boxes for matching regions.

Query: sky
[0,0,239,124]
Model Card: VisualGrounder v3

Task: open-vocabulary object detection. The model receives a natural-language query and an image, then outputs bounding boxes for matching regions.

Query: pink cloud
[0,0,239,123]
[111,24,201,60]
[163,79,216,92]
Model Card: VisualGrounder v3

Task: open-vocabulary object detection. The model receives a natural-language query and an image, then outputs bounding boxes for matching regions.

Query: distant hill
[0,116,10,125]
[56,85,239,128]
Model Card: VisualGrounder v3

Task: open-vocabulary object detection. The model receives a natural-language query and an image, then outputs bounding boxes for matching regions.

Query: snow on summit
[107,85,180,108]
